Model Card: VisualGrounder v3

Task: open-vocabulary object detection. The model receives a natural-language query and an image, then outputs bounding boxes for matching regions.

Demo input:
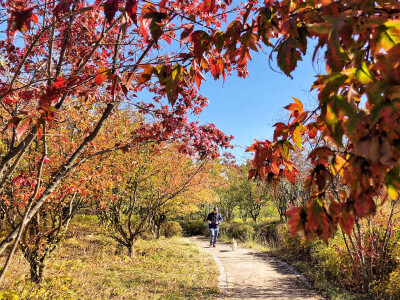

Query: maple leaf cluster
[0,0,246,271]
[246,0,400,243]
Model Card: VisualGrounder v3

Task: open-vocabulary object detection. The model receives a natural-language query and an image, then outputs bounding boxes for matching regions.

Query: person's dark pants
[210,227,219,245]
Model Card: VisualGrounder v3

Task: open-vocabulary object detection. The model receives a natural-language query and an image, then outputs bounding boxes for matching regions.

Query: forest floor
[0,216,219,299]
[192,236,323,300]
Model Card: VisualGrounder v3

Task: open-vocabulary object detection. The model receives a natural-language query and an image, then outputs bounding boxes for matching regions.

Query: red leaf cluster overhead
[245,0,400,242]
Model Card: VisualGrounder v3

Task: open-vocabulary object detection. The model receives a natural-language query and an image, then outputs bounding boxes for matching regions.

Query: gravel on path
[191,237,323,300]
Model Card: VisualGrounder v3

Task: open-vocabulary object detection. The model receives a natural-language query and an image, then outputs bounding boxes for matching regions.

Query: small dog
[230,238,237,251]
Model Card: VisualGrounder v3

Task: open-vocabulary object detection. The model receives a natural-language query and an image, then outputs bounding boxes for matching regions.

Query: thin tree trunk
[341,230,355,265]
[156,225,161,239]
[354,218,368,291]
[378,199,397,280]
[30,261,40,284]
[38,258,46,283]
[128,242,135,258]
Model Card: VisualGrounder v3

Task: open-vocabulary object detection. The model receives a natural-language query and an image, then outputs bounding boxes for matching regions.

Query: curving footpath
[191,237,323,300]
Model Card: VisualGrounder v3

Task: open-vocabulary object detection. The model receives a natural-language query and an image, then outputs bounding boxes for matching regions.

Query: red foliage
[246,0,400,241]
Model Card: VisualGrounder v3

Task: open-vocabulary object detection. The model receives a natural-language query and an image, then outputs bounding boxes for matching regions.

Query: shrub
[140,231,156,241]
[311,238,346,280]
[231,224,255,242]
[277,224,308,254]
[258,223,285,247]
[371,265,400,299]
[162,221,182,238]
[218,222,232,237]
[0,275,79,299]
[179,219,206,236]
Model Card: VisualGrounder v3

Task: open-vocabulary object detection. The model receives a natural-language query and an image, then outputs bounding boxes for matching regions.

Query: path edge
[190,237,228,297]
[210,251,228,294]
[273,257,312,288]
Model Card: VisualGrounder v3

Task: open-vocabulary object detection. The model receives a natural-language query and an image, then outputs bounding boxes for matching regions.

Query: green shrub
[218,222,232,237]
[179,219,206,236]
[162,221,182,238]
[231,224,255,242]
[258,223,286,247]
[277,224,307,253]
[371,266,400,299]
[244,219,256,227]
[311,238,346,280]
[140,231,156,240]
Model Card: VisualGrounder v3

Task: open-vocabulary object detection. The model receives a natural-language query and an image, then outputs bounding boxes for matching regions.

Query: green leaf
[277,37,302,78]
[346,111,365,139]
[292,123,304,149]
[356,62,373,84]
[313,72,348,100]
[322,100,344,147]
[275,140,294,160]
[307,23,331,35]
[388,184,398,200]
[213,31,225,54]
[333,95,356,116]
[385,167,400,200]
[171,64,182,81]
[375,20,400,54]
[166,78,178,106]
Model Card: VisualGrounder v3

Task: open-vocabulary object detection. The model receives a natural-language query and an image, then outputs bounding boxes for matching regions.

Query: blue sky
[191,45,321,162]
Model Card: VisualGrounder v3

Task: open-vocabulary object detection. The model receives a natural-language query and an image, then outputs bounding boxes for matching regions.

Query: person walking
[207,207,223,247]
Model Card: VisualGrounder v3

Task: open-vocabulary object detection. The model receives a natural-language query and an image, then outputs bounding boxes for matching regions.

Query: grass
[271,248,364,300]
[0,215,220,299]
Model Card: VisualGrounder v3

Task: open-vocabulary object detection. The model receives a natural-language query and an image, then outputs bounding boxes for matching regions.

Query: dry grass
[0,215,220,299]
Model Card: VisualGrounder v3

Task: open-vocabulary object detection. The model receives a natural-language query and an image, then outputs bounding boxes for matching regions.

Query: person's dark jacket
[207,212,223,229]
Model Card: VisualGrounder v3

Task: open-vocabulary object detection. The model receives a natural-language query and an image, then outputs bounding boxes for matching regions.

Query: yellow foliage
[0,275,78,300]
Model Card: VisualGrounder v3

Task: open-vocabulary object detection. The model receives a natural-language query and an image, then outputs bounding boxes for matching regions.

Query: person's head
[213,206,218,213]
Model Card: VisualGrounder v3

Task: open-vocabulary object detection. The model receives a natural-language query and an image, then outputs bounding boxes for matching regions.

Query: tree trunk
[354,218,369,291]
[127,242,135,258]
[30,263,39,284]
[29,258,45,284]
[38,259,46,283]
[251,213,258,224]
[156,225,161,239]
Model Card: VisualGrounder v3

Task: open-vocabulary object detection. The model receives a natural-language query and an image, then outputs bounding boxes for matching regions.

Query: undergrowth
[0,215,219,299]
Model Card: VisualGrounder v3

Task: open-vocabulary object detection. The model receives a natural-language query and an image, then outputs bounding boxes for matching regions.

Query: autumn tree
[259,149,311,221]
[214,162,240,222]
[264,180,306,221]
[150,163,219,238]
[95,143,212,256]
[16,186,87,283]
[214,162,268,223]
[235,163,269,223]
[0,104,143,282]
[242,0,400,243]
[0,0,237,280]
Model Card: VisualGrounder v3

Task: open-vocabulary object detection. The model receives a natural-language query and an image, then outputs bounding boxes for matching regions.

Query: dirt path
[191,237,322,300]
